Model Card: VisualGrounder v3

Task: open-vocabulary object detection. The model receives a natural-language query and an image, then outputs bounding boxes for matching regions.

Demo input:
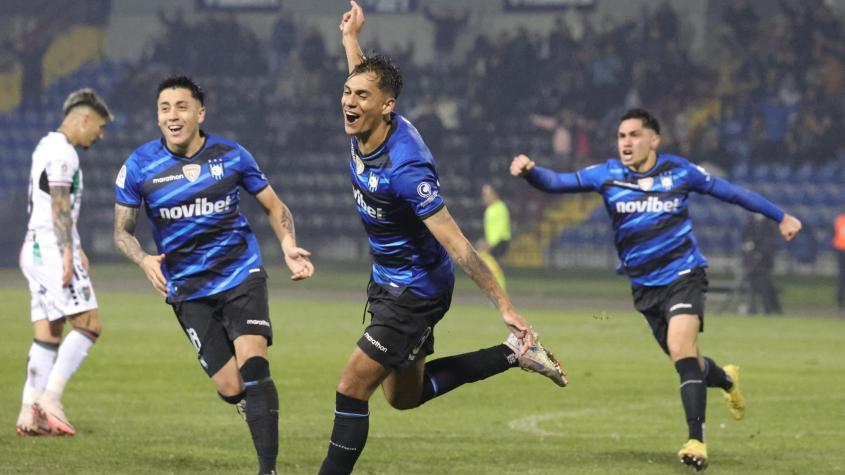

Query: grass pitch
[0,264,843,474]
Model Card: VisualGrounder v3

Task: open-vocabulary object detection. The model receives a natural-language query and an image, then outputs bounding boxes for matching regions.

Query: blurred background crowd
[1,0,843,300]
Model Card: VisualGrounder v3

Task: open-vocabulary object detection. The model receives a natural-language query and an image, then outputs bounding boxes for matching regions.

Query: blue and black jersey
[349,113,454,298]
[115,133,269,302]
[526,154,785,287]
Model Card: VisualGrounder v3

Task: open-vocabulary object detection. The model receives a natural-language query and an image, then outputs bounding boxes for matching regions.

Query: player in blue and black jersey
[511,108,802,470]
[317,4,567,474]
[113,76,313,475]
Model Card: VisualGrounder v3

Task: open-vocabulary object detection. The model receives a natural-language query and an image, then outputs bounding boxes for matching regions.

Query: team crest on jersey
[116,165,127,188]
[660,173,673,189]
[351,143,365,174]
[367,172,379,192]
[637,177,653,191]
[209,158,225,181]
[182,164,201,182]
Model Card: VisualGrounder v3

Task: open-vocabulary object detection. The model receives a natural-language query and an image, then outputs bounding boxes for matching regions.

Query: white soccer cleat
[34,397,76,436]
[505,332,568,387]
[15,404,53,436]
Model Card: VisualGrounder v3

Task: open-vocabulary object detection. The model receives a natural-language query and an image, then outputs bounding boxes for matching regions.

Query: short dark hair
[63,88,113,120]
[156,75,205,105]
[349,53,403,99]
[620,108,660,134]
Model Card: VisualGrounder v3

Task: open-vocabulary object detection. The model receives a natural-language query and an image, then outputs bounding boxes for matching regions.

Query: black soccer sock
[218,389,246,405]
[419,344,517,405]
[318,392,369,475]
[675,357,706,442]
[702,357,733,391]
[240,357,278,475]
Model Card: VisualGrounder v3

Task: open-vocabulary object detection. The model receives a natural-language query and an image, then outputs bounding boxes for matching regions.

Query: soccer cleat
[236,398,247,420]
[33,398,76,436]
[505,333,568,387]
[15,404,53,436]
[722,364,746,420]
[677,439,708,471]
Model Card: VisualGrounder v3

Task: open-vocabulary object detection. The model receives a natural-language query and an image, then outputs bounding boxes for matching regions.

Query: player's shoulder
[129,138,165,163]
[387,114,434,169]
[35,132,75,158]
[659,153,695,168]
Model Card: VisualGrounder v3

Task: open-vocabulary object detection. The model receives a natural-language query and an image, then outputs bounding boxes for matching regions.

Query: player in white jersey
[17,88,112,436]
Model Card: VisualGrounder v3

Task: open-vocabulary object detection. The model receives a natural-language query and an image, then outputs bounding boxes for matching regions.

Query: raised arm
[254,186,314,280]
[113,203,167,295]
[706,178,802,241]
[510,154,591,193]
[50,184,74,285]
[423,206,534,351]
[339,0,365,73]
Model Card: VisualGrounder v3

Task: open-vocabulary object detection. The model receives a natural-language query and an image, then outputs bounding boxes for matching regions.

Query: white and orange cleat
[33,397,76,436]
[505,332,568,387]
[15,404,53,436]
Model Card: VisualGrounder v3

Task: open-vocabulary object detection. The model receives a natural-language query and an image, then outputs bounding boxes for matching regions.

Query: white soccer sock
[22,341,59,405]
[44,329,95,398]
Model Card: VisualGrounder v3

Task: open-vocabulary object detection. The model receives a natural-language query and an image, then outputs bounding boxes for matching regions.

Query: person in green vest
[478,184,511,289]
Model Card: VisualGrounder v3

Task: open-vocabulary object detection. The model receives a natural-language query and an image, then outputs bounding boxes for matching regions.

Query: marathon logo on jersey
[615,196,681,214]
[209,158,225,181]
[182,164,201,182]
[246,319,271,328]
[364,332,389,353]
[159,196,233,220]
[353,187,386,220]
[152,174,185,184]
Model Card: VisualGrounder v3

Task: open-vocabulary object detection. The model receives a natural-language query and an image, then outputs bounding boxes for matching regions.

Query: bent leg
[414,344,517,407]
[320,347,392,475]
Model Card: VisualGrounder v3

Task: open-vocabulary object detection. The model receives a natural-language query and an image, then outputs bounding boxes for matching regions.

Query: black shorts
[631,267,708,355]
[357,282,452,371]
[171,273,271,377]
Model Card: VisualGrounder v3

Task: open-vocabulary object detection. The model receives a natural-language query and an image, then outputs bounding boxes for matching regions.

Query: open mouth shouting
[344,110,361,127]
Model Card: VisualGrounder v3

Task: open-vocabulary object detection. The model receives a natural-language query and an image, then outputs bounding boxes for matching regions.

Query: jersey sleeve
[238,146,270,194]
[574,162,607,191]
[45,148,77,187]
[114,155,143,207]
[525,163,602,192]
[391,160,445,219]
[684,161,716,193]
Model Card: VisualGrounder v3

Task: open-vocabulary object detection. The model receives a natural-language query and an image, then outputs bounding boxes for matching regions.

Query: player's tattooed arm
[424,207,509,310]
[113,204,146,265]
[50,185,73,250]
[255,186,314,280]
[115,204,169,295]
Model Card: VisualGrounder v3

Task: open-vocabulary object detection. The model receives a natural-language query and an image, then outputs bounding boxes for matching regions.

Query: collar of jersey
[354,116,398,160]
[161,130,209,161]
[626,153,664,177]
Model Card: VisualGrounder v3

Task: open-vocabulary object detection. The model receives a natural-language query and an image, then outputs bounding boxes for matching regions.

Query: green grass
[1,265,843,474]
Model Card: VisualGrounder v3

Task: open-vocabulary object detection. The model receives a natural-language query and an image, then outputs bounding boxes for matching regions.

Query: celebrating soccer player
[511,108,802,470]
[17,89,112,436]
[113,76,313,475]
[317,3,567,474]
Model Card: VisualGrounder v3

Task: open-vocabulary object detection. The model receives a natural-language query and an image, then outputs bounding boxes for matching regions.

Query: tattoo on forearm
[113,205,147,265]
[279,204,296,240]
[50,186,73,249]
[455,241,506,308]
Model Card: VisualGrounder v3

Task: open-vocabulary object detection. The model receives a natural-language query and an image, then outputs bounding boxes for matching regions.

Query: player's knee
[69,310,102,338]
[239,356,271,383]
[215,378,245,397]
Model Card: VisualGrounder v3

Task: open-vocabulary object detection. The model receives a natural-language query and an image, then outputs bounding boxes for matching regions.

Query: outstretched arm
[423,206,534,352]
[707,178,802,241]
[339,0,365,73]
[255,186,314,280]
[114,204,168,295]
[510,154,590,193]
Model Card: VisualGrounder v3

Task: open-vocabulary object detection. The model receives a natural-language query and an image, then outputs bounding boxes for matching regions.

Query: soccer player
[318,4,566,474]
[113,76,313,475]
[478,184,512,289]
[511,108,802,470]
[17,88,112,436]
